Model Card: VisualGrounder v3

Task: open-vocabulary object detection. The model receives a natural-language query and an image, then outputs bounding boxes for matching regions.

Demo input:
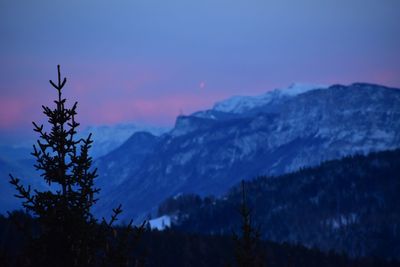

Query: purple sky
[1,0,399,143]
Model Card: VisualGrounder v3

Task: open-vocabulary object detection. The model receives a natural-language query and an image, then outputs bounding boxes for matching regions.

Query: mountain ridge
[94,82,400,220]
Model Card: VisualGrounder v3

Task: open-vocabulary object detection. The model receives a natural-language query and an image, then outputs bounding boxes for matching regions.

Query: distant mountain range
[0,123,169,214]
[94,82,400,220]
[0,155,38,213]
[78,123,170,158]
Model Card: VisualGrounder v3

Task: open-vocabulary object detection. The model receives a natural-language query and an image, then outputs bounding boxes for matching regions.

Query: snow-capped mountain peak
[212,83,328,113]
[280,83,328,96]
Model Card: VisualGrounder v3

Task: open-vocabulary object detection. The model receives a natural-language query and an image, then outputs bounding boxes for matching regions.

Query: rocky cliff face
[94,83,400,220]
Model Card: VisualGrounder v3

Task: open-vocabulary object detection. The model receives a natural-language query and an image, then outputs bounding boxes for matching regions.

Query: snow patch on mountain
[148,215,172,230]
[280,83,329,96]
[213,83,328,113]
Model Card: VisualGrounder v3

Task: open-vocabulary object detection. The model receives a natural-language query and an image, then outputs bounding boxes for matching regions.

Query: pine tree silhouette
[233,180,264,267]
[9,65,143,266]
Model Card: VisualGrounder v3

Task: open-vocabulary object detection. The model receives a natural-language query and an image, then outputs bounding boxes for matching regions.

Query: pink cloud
[77,92,227,126]
[0,59,245,131]
[370,70,400,87]
[0,97,30,129]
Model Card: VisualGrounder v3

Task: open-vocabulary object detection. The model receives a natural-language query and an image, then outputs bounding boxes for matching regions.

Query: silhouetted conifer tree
[233,181,264,267]
[9,65,144,266]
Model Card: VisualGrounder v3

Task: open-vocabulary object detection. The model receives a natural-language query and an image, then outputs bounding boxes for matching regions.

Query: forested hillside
[158,149,400,260]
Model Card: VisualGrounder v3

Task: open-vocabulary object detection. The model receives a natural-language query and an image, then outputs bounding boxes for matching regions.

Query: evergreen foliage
[164,149,400,260]
[232,181,263,267]
[8,65,143,266]
[1,213,399,267]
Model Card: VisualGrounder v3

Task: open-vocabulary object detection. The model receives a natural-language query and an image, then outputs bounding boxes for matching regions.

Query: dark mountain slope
[162,149,400,259]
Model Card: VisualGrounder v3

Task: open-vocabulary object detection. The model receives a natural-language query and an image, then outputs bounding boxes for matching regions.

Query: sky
[1,0,399,143]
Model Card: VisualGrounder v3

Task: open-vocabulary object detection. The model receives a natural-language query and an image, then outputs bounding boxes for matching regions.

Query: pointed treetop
[49,65,67,91]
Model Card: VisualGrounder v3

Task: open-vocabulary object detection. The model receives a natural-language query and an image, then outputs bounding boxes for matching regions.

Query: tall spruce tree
[9,65,143,266]
[233,181,264,267]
